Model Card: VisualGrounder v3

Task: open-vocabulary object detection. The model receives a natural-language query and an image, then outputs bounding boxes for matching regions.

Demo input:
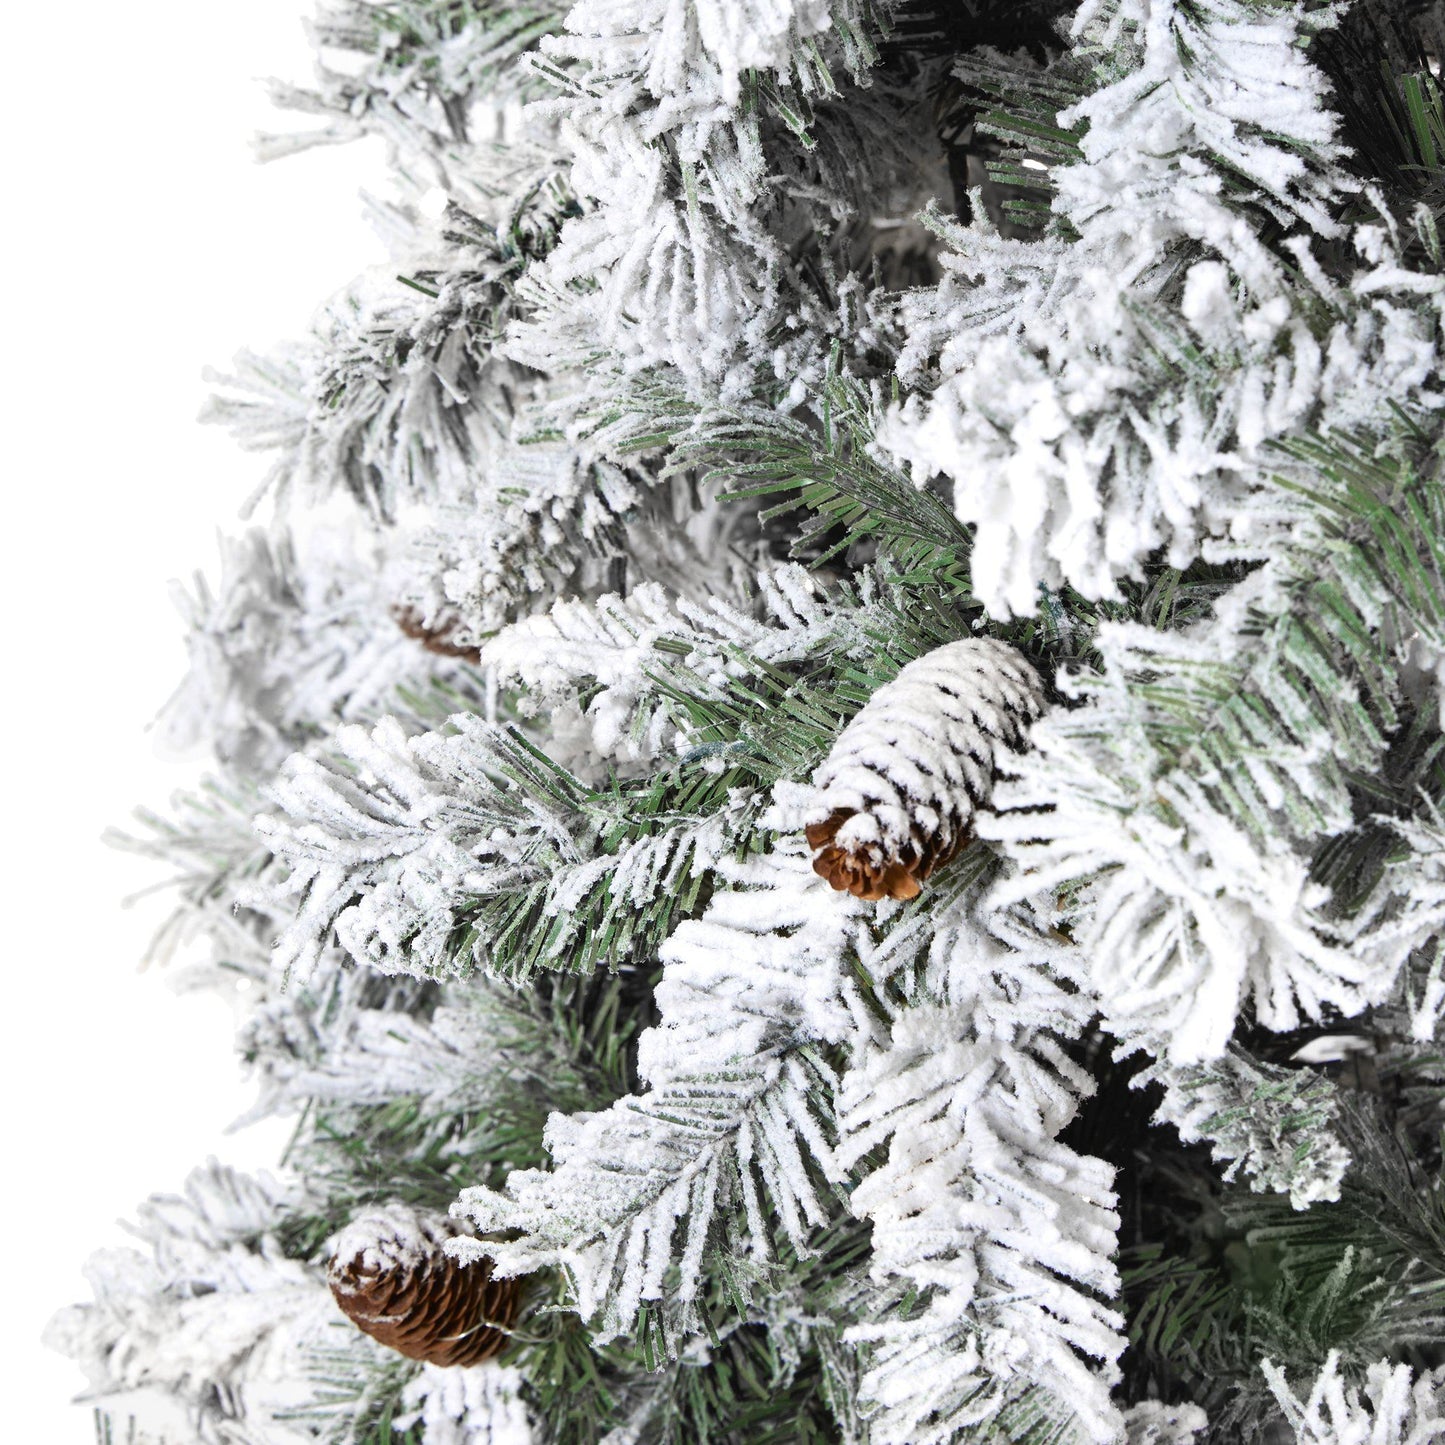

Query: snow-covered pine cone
[805,638,1046,900]
[327,1204,520,1367]
[393,605,483,662]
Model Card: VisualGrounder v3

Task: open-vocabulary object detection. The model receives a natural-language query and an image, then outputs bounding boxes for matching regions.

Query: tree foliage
[50,0,1445,1441]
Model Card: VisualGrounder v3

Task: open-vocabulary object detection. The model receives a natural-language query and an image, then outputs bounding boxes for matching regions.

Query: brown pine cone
[806,807,963,902]
[327,1205,520,1367]
[393,606,482,663]
[806,639,1046,901]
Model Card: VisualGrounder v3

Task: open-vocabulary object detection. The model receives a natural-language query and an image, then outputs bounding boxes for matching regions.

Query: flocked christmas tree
[45,0,1445,1439]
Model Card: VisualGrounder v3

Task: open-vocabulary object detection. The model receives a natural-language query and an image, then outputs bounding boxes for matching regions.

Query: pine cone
[327,1205,520,1367]
[394,606,482,663]
[805,638,1046,900]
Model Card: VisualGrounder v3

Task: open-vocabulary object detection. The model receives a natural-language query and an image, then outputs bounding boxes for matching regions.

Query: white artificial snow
[1263,1352,1445,1445]
[159,526,431,775]
[258,0,552,192]
[45,1163,337,1444]
[1123,1401,1210,1444]
[256,714,549,980]
[878,0,1443,617]
[836,886,1124,1444]
[808,638,1046,856]
[398,1362,536,1445]
[329,1203,458,1285]
[1352,814,1445,1042]
[254,708,749,981]
[505,0,882,397]
[1132,1046,1350,1208]
[453,840,865,1337]
[481,562,870,767]
[983,570,1407,1064]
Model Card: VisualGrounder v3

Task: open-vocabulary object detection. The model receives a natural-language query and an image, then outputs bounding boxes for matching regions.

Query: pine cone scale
[328,1205,521,1367]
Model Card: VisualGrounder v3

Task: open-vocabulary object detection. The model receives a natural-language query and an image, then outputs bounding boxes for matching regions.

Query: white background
[5,5,386,1435]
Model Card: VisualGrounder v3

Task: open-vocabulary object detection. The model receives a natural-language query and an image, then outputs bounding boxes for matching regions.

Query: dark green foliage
[1116,1079,1445,1443]
[595,362,973,590]
[586,356,1253,699]
[446,762,749,981]
[278,970,646,1260]
[495,1224,873,1445]
[1312,0,1445,226]
[291,1347,429,1445]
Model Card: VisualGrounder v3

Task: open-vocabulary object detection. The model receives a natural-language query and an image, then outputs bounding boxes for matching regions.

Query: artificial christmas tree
[45,0,1445,1441]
